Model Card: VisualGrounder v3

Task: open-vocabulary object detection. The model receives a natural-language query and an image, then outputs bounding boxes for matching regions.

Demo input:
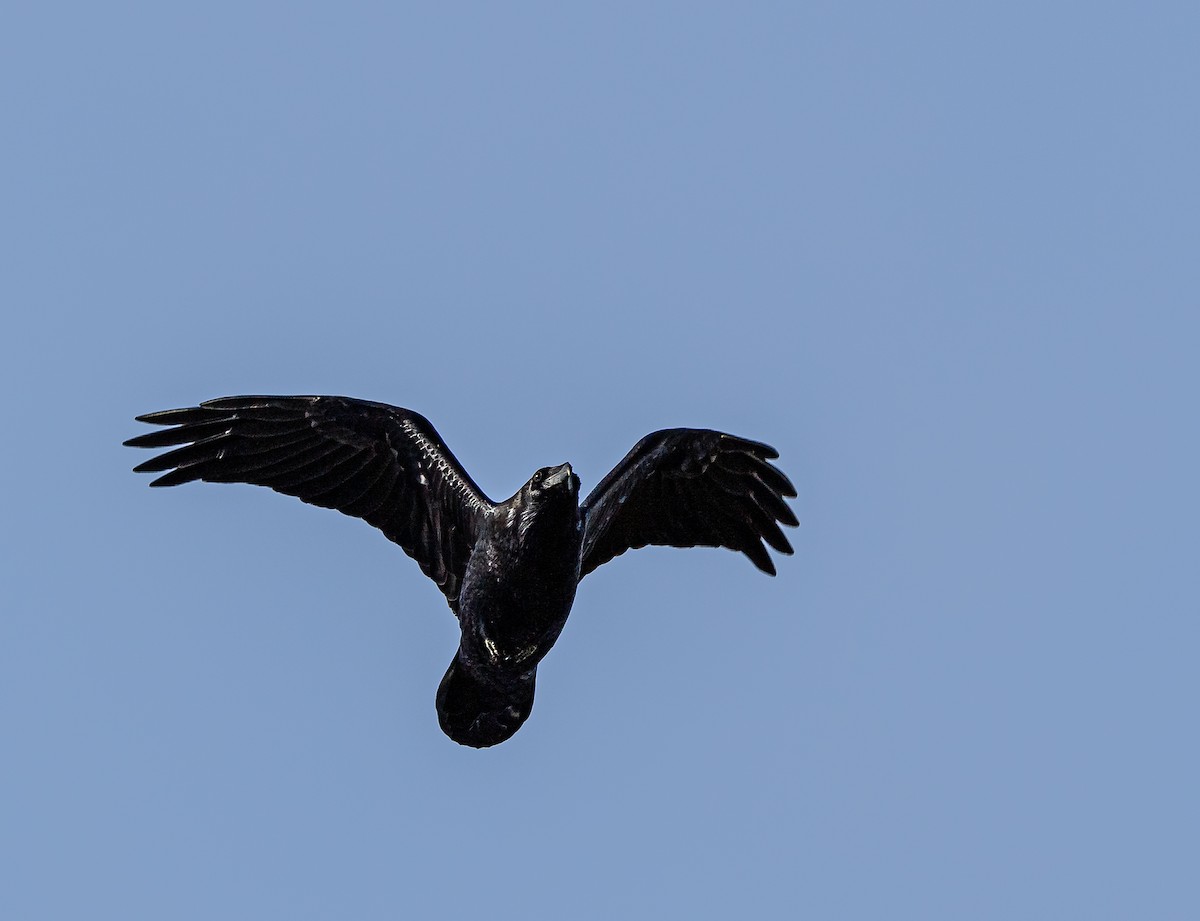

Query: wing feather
[126,395,493,609]
[580,428,797,577]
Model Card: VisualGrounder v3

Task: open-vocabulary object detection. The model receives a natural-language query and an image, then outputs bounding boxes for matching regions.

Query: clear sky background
[2,4,1197,919]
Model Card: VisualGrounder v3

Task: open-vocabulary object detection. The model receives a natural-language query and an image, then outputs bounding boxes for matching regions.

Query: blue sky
[2,4,1197,919]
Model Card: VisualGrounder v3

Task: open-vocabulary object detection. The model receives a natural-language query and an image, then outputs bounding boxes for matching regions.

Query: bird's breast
[457,520,582,673]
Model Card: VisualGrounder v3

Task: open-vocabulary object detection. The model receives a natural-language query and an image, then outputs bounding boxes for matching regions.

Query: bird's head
[505,462,581,540]
[525,462,580,503]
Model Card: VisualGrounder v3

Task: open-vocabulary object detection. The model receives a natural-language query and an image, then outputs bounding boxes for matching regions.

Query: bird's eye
[532,470,544,487]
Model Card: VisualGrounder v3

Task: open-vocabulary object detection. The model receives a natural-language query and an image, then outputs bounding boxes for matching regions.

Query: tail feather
[436,656,536,748]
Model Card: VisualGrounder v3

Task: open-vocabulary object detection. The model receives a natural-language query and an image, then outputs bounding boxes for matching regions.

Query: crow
[126,395,798,747]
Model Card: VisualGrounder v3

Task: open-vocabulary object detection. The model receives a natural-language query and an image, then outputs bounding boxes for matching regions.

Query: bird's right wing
[125,395,493,611]
[580,428,798,577]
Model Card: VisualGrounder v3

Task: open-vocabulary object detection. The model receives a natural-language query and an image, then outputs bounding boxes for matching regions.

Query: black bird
[125,396,798,747]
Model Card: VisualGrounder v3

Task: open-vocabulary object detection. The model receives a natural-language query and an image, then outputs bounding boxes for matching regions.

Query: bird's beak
[542,463,574,489]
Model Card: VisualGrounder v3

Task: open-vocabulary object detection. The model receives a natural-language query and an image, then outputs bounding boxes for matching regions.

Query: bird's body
[126,395,797,747]
[443,465,584,744]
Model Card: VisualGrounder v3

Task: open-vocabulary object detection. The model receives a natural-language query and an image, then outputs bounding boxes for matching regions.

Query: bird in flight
[126,395,798,747]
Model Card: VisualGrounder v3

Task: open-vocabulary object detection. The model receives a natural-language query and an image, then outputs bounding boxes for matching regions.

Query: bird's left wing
[125,395,493,610]
[580,428,798,578]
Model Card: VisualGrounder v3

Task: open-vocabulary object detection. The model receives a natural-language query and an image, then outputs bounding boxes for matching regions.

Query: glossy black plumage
[126,395,798,747]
